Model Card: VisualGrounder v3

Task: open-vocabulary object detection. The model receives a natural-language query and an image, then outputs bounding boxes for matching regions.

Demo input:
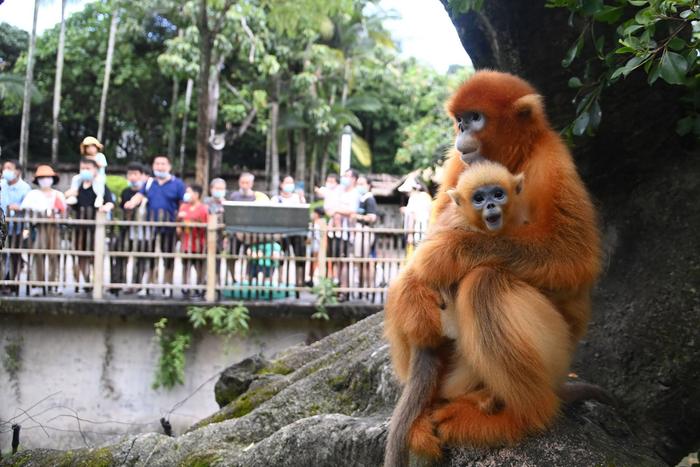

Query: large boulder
[2,313,664,466]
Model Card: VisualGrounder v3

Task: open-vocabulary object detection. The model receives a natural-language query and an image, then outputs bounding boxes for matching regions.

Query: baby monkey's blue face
[471,184,508,231]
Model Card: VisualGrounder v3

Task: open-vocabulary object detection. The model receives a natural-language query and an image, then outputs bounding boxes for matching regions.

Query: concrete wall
[0,305,364,451]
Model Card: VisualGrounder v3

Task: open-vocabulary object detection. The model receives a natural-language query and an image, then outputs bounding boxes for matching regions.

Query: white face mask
[38,178,54,189]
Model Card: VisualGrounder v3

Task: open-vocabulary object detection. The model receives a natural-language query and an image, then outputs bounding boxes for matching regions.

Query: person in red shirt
[177,184,208,297]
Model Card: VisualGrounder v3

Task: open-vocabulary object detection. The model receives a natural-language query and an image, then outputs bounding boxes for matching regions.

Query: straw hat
[80,136,103,154]
[33,165,60,185]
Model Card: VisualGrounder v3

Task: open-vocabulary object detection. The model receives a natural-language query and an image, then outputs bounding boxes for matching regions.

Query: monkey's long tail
[384,347,440,467]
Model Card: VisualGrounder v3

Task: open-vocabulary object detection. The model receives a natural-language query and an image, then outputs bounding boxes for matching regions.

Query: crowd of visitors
[0,136,431,299]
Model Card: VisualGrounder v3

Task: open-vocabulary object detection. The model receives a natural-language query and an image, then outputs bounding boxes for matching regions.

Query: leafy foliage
[547,0,700,138]
[152,318,191,390]
[187,303,250,337]
[311,277,338,320]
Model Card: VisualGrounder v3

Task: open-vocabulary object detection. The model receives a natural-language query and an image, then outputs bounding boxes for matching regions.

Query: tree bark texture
[440,1,698,462]
[50,0,67,165]
[97,11,118,143]
[18,0,39,167]
[269,76,280,196]
[178,78,193,178]
[195,0,212,188]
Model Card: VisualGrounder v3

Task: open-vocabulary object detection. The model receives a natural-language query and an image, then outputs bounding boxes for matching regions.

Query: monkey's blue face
[455,111,486,160]
[471,184,507,231]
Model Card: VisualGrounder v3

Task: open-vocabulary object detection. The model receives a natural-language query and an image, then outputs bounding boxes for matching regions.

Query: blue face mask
[340,177,351,187]
[2,169,16,182]
[154,170,170,179]
[79,169,94,182]
[356,185,368,196]
[212,190,226,199]
[129,180,143,189]
[282,183,295,193]
[183,192,192,203]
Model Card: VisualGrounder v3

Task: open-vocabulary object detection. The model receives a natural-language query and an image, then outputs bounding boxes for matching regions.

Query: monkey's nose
[486,203,495,209]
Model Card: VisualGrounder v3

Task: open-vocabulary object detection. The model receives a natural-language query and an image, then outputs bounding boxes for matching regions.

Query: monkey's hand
[412,228,504,287]
[386,269,444,348]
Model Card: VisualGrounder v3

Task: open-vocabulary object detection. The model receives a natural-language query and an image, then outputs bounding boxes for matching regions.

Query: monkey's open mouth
[484,213,503,231]
[485,214,501,224]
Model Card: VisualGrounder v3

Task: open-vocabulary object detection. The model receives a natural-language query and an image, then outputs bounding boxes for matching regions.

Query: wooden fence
[0,210,424,303]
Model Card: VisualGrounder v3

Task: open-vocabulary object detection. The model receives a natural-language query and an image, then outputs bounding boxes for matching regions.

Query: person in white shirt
[20,165,67,295]
[271,175,306,204]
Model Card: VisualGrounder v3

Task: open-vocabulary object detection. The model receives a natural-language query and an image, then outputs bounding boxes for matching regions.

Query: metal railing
[0,210,424,303]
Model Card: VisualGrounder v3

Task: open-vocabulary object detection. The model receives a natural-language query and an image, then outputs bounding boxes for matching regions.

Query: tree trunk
[195,0,212,188]
[97,10,118,143]
[208,55,224,180]
[285,131,293,176]
[167,77,180,160]
[264,121,271,191]
[18,0,39,167]
[440,1,698,463]
[269,76,280,196]
[178,78,194,178]
[50,0,67,165]
[295,130,306,190]
[308,141,317,202]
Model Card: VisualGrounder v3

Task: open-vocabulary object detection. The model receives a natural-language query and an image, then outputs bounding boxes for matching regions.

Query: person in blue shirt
[123,155,186,296]
[0,159,31,293]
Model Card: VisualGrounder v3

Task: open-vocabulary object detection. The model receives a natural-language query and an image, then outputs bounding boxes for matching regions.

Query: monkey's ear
[514,173,525,194]
[513,94,544,120]
[447,189,461,206]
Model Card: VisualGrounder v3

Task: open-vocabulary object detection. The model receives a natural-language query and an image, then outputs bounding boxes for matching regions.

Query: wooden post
[93,210,106,300]
[317,218,328,280]
[205,213,217,302]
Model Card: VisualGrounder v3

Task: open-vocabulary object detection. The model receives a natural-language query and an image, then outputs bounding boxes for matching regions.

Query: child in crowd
[65,136,107,208]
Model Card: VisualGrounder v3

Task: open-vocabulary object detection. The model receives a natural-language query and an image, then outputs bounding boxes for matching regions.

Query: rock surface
[2,313,665,466]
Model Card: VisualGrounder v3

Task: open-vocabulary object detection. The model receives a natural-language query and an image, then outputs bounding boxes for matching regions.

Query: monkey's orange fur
[384,70,602,456]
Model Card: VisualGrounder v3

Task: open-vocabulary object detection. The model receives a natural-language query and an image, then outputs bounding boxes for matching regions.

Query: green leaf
[614,46,636,54]
[679,9,694,19]
[568,77,583,88]
[647,60,661,84]
[667,37,686,51]
[351,134,372,167]
[562,38,582,68]
[594,6,624,23]
[622,24,644,36]
[589,99,602,129]
[582,0,604,15]
[634,8,655,25]
[573,111,590,136]
[628,0,648,6]
[595,35,605,55]
[659,51,688,85]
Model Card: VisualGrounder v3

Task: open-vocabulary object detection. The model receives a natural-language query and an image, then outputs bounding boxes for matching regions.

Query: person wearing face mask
[204,178,227,218]
[227,172,269,202]
[65,136,108,208]
[271,175,306,204]
[123,155,186,296]
[0,160,31,294]
[178,184,208,297]
[20,165,67,296]
[71,158,115,293]
[114,162,150,294]
[352,175,378,297]
[270,175,307,293]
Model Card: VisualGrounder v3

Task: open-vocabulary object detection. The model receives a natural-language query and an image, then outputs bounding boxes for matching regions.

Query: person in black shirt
[112,162,148,293]
[72,158,115,292]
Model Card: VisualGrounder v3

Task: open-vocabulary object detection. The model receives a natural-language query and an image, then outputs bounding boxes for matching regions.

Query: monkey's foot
[408,412,442,459]
[431,396,524,447]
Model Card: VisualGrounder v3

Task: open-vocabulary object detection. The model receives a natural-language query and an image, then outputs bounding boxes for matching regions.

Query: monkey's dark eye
[471,112,482,122]
[494,190,505,199]
[473,193,485,203]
